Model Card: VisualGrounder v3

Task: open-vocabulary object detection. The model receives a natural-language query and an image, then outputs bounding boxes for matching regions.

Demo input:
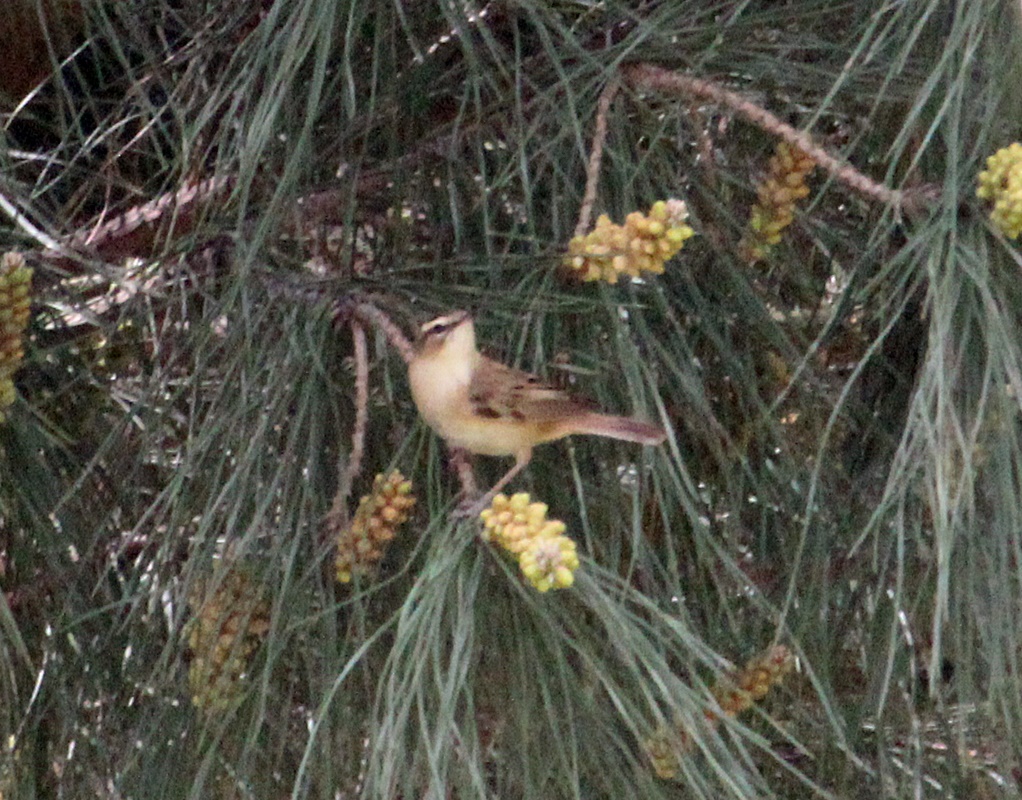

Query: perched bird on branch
[408,311,666,509]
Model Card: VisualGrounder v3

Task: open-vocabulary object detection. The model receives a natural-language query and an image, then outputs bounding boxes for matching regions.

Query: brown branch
[622,63,905,210]
[574,75,621,239]
[24,56,537,282]
[340,320,370,501]
[323,302,416,541]
[347,301,416,365]
[39,175,237,275]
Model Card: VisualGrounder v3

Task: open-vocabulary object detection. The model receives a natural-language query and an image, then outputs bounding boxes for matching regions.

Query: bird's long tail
[567,413,667,445]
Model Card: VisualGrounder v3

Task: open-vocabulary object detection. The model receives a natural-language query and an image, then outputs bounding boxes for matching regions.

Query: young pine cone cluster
[331,471,416,583]
[0,252,32,420]
[186,567,271,713]
[708,644,795,720]
[739,142,815,264]
[480,493,579,592]
[977,142,1022,240]
[563,199,695,283]
[642,644,794,780]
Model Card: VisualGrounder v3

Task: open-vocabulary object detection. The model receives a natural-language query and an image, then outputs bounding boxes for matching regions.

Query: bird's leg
[449,447,479,499]
[483,449,532,502]
[454,449,532,519]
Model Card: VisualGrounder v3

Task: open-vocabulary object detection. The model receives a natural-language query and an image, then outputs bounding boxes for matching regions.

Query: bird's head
[416,311,475,358]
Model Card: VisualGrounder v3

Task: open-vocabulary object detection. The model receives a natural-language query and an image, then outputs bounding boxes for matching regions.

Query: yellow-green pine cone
[0,252,33,415]
[517,529,578,592]
[480,492,551,554]
[711,683,753,717]
[712,644,793,717]
[643,725,681,780]
[186,567,271,713]
[739,143,815,263]
[334,471,416,583]
[621,201,694,278]
[562,200,694,283]
[742,644,794,694]
[480,493,579,590]
[564,215,617,282]
[977,142,1022,239]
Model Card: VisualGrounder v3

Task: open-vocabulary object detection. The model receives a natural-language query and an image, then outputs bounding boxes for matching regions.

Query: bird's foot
[451,485,503,521]
[451,495,486,521]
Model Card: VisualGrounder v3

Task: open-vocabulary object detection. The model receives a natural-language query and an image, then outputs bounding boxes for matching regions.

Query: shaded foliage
[2,0,1022,797]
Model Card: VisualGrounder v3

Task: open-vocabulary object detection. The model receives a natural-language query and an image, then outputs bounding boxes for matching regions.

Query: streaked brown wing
[469,357,594,422]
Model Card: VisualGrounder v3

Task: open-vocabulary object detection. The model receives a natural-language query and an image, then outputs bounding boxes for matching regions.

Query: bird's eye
[422,313,468,338]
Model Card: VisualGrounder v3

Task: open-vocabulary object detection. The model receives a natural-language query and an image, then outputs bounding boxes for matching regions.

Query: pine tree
[2,1,1021,797]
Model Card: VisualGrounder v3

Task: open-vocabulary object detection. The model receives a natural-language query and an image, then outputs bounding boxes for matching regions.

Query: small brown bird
[407,311,666,507]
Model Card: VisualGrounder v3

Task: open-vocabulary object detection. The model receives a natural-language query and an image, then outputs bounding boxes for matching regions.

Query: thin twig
[322,323,364,537]
[339,320,370,502]
[574,75,621,239]
[622,63,904,209]
[350,301,416,365]
[323,299,413,538]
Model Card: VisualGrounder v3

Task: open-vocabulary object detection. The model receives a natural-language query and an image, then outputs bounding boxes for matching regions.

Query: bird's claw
[451,496,486,521]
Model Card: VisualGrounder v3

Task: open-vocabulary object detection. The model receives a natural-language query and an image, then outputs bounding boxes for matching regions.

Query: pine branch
[574,75,621,239]
[339,319,370,500]
[622,63,926,213]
